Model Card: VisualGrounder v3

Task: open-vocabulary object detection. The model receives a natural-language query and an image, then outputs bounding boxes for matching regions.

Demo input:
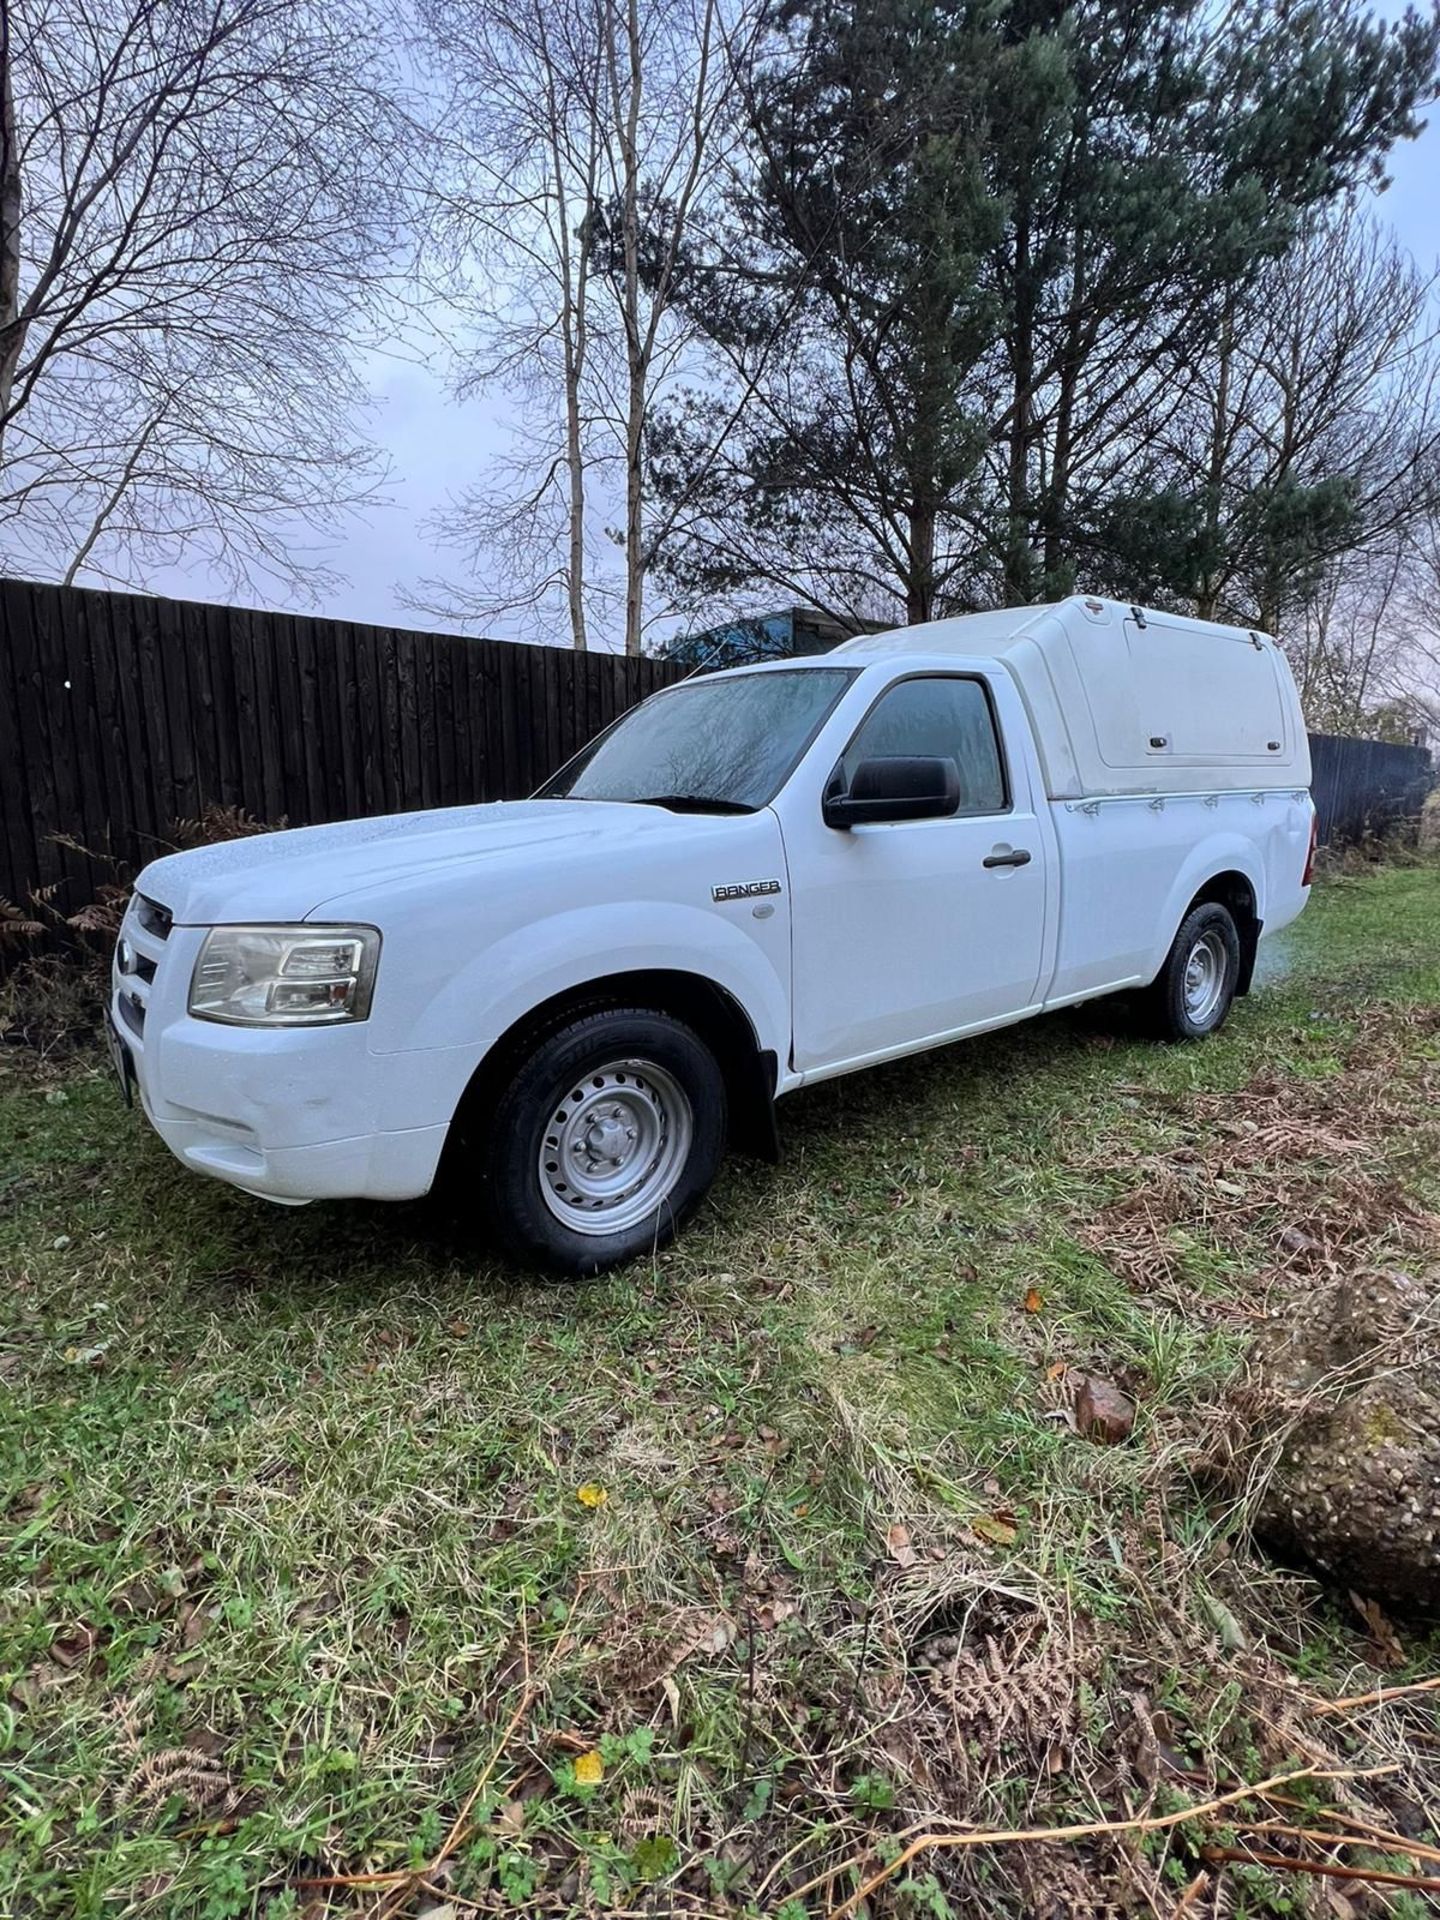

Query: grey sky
[146,104,1440,653]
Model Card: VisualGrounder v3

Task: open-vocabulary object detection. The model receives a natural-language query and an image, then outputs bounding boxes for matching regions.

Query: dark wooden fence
[0,577,679,920]
[1308,730,1433,849]
[1,577,1433,926]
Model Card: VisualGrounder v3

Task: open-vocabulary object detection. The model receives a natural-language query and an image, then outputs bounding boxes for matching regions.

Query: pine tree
[649,0,1440,626]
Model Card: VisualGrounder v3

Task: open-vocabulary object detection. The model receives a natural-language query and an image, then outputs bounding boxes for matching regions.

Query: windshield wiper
[630,794,756,815]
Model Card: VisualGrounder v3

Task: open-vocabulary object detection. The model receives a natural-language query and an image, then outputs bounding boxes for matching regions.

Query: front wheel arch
[439,968,778,1193]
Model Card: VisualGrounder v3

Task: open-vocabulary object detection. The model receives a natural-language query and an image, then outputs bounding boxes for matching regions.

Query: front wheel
[478,1008,727,1276]
[1144,902,1241,1041]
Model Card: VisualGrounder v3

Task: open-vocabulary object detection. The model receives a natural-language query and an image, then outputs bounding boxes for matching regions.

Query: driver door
[784,672,1047,1073]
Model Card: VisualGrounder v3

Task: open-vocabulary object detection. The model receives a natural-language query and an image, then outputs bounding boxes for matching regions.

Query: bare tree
[1172,210,1440,633]
[0,0,418,598]
[1291,529,1440,742]
[415,0,755,653]
[1395,528,1440,744]
[594,0,735,655]
[412,0,604,648]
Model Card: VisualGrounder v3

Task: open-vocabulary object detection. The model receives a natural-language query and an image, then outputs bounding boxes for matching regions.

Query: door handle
[983,847,1032,869]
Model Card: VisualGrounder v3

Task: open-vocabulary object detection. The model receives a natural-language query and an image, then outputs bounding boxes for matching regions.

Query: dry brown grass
[1073,1009,1440,1322]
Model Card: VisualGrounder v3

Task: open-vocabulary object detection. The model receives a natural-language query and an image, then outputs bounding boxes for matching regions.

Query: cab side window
[841,676,1007,814]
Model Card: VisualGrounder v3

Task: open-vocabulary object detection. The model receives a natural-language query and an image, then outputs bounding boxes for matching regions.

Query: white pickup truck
[109,595,1315,1273]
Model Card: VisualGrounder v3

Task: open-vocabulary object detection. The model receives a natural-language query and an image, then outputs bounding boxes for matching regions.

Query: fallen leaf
[48,1623,98,1668]
[10,1662,66,1707]
[1023,1287,1044,1314]
[885,1523,917,1568]
[694,1617,734,1655]
[573,1749,605,1785]
[1349,1591,1405,1669]
[1199,1591,1247,1652]
[495,1799,525,1834]
[179,1602,210,1649]
[971,1512,1018,1548]
[756,1598,797,1630]
[576,1482,608,1510]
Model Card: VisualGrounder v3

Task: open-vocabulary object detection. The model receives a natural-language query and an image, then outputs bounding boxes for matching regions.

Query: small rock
[1278,1226,1319,1256]
[1072,1373,1135,1444]
[51,1235,72,1252]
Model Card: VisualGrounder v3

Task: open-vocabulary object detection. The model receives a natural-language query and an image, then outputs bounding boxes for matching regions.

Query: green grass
[2,866,1439,1918]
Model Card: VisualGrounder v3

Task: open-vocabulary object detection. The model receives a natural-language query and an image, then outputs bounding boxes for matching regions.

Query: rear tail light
[1301,814,1318,887]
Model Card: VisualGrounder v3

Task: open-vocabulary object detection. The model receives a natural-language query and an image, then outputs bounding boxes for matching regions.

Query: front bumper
[110,896,468,1204]
[143,1111,451,1205]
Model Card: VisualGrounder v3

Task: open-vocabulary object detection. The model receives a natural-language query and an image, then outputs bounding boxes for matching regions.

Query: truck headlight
[189,926,380,1026]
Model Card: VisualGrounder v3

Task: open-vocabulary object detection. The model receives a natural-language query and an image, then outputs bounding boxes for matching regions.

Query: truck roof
[834,596,1266,659]
[834,604,1050,656]
[831,595,1306,798]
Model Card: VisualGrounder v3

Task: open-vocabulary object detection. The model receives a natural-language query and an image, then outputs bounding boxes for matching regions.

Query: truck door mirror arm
[822,755,962,829]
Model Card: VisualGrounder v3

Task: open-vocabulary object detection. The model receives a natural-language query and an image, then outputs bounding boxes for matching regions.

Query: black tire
[476,1007,727,1276]
[1144,902,1241,1041]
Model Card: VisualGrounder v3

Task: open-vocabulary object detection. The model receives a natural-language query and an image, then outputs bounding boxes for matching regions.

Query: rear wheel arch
[441,968,779,1180]
[1144,899,1243,1041]
[1180,869,1261,995]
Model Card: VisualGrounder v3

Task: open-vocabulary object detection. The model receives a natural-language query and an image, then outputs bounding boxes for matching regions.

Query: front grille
[134,894,173,941]
[112,892,169,1063]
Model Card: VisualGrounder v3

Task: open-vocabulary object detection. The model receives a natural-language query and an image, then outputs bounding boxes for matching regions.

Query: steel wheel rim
[1183,930,1228,1024]
[537,1058,693,1236]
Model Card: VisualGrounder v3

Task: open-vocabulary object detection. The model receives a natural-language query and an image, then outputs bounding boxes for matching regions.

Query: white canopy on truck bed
[838,595,1309,800]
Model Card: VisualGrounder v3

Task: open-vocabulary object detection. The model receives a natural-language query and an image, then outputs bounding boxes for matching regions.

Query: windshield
[541,668,856,811]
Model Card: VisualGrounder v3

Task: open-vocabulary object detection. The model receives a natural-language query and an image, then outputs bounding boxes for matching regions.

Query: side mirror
[823,755,961,829]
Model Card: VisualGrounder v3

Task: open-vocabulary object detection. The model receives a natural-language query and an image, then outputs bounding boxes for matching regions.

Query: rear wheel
[477,1008,727,1275]
[1145,902,1241,1041]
